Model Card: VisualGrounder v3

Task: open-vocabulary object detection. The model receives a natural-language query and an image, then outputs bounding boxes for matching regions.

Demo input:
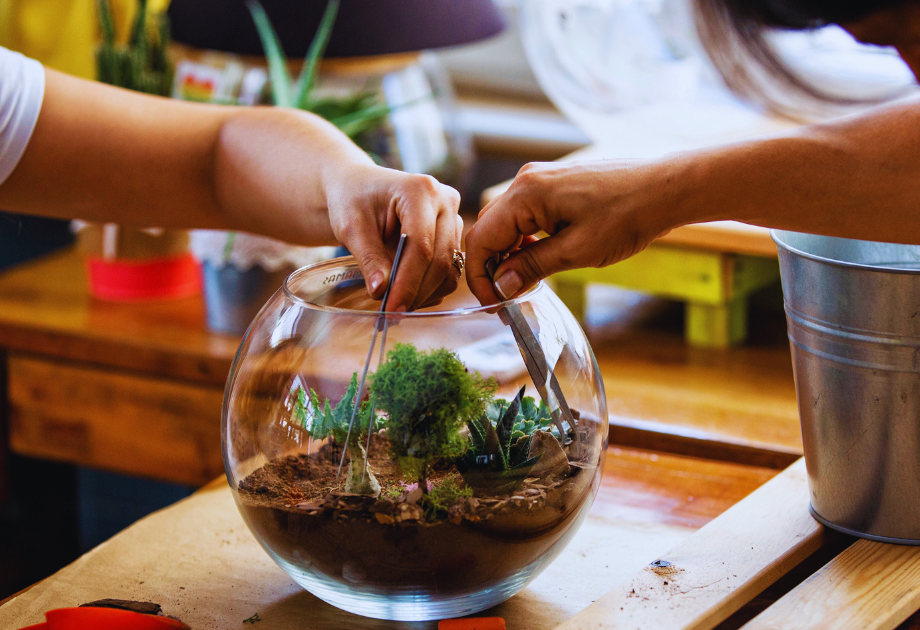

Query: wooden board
[0,248,238,386]
[7,352,225,486]
[742,539,920,630]
[556,458,824,630]
[0,448,778,629]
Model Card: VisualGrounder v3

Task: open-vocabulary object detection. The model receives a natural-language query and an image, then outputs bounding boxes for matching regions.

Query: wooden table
[4,452,920,629]
[0,248,240,488]
[0,247,802,492]
[2,250,917,629]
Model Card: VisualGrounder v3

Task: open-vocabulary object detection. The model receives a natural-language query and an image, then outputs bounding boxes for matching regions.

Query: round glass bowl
[222,257,608,621]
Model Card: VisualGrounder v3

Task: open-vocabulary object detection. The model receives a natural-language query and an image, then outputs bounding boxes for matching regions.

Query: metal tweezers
[485,257,580,450]
[337,234,408,482]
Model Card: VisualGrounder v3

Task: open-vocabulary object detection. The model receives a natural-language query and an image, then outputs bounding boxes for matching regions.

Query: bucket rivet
[650,560,671,568]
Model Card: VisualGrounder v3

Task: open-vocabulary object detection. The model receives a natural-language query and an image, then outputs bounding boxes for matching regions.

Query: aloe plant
[455,387,545,494]
[96,0,173,96]
[290,373,383,496]
[246,0,391,143]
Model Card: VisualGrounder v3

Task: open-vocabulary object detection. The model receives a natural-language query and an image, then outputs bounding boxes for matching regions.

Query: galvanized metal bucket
[774,230,920,544]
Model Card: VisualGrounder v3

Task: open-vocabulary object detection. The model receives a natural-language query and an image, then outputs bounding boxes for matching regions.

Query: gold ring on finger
[451,249,465,274]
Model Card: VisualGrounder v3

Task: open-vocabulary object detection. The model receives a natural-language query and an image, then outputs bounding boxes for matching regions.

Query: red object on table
[86,254,201,301]
[439,618,506,630]
[19,607,191,629]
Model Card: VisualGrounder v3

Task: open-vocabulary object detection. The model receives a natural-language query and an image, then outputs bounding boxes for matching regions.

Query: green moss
[419,477,473,521]
[372,343,496,492]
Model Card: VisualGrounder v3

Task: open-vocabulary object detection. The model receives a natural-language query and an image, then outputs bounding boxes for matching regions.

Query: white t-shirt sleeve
[0,46,44,186]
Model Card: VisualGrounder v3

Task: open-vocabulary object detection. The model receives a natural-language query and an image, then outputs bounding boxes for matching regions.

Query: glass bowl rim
[282,255,546,317]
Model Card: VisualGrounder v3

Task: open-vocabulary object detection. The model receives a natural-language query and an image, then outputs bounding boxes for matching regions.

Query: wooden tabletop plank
[0,248,238,386]
[554,458,824,630]
[0,448,778,630]
[741,539,920,630]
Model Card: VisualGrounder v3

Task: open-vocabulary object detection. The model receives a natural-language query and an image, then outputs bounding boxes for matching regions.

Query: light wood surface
[556,458,824,630]
[8,353,224,486]
[0,248,238,387]
[0,447,777,629]
[585,288,801,458]
[0,249,802,483]
[742,539,920,630]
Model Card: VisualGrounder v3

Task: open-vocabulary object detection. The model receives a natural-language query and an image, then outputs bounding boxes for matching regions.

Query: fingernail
[369,271,384,295]
[394,304,407,313]
[494,270,523,300]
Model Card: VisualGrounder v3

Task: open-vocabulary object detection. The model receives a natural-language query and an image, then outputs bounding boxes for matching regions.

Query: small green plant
[372,343,496,494]
[247,0,392,143]
[418,476,473,521]
[96,0,173,96]
[456,387,545,494]
[290,373,383,496]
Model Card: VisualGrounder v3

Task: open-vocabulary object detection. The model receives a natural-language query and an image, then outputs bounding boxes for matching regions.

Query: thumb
[491,230,576,300]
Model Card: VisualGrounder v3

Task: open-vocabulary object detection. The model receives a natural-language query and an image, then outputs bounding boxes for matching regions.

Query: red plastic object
[438,618,506,630]
[86,254,201,301]
[19,607,190,629]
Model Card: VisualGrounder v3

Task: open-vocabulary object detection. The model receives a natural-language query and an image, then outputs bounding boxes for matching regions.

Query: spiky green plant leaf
[246,0,294,107]
[291,0,340,109]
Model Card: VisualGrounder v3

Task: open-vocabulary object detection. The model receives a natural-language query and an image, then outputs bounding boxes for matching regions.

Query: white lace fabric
[190,230,337,272]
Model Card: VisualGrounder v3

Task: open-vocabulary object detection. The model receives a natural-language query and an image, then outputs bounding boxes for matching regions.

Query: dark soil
[236,432,598,594]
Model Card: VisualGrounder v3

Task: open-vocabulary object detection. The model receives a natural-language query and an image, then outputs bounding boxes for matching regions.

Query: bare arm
[465,98,920,304]
[0,69,462,311]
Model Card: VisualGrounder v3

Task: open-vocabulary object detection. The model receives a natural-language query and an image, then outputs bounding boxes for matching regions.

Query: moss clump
[419,477,473,521]
[372,343,496,493]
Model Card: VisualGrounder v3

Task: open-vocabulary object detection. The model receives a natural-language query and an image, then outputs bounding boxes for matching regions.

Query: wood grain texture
[0,249,238,386]
[0,448,779,629]
[742,540,920,630]
[585,290,802,456]
[555,458,824,630]
[597,448,777,529]
[7,353,224,486]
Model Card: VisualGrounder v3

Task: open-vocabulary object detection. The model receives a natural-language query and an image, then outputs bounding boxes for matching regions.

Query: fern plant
[246,0,392,143]
[290,373,383,496]
[455,387,546,495]
[96,0,173,96]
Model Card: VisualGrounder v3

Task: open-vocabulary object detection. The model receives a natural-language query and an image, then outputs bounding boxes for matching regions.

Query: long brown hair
[693,0,905,112]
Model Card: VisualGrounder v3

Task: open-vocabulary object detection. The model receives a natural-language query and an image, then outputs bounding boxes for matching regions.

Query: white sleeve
[0,47,44,186]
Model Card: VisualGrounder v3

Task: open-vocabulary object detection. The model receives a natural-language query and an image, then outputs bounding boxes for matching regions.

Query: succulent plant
[290,373,383,496]
[246,0,392,144]
[455,387,546,494]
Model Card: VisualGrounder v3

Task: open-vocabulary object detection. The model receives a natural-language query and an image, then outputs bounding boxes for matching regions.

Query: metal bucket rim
[772,229,920,275]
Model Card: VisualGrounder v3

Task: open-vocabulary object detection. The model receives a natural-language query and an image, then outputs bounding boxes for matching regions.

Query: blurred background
[0,0,915,602]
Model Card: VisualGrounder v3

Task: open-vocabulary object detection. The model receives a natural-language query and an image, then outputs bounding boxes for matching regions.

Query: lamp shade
[167,0,506,58]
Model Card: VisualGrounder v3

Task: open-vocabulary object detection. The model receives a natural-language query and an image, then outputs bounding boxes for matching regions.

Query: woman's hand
[323,163,463,312]
[465,159,681,305]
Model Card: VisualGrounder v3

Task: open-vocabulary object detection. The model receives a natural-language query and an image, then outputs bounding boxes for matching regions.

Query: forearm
[666,98,920,243]
[0,68,369,246]
[212,106,373,246]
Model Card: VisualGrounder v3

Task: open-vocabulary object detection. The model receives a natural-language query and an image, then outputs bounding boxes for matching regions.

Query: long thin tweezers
[336,234,408,482]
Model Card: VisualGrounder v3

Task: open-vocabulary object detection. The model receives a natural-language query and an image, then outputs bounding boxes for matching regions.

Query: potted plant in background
[189,0,388,335]
[74,0,202,301]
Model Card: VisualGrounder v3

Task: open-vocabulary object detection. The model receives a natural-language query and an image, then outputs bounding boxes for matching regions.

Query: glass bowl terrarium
[223,256,608,621]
